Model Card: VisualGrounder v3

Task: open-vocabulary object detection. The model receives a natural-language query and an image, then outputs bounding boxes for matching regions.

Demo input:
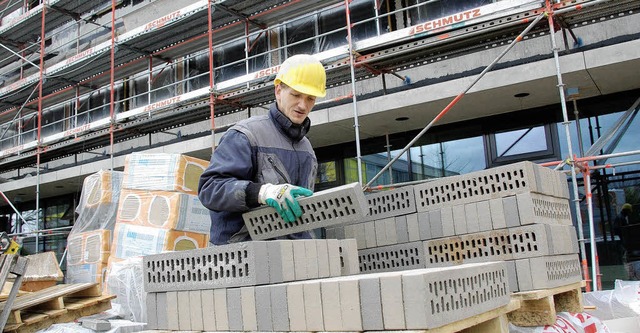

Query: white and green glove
[258,183,313,223]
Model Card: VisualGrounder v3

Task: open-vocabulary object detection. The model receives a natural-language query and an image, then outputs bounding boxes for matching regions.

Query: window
[186,52,211,91]
[42,105,66,137]
[150,64,176,103]
[411,136,485,179]
[284,16,317,56]
[213,39,250,82]
[486,124,559,166]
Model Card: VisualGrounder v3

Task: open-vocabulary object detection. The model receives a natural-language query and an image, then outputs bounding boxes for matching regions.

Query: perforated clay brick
[243,182,368,240]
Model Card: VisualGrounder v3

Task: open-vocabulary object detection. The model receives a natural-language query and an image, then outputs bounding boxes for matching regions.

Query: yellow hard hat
[622,203,633,212]
[274,54,326,97]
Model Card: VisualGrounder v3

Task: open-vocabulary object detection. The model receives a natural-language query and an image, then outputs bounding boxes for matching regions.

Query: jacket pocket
[257,152,291,184]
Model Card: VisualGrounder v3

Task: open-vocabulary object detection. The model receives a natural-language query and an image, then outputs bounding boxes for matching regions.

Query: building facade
[0,0,639,283]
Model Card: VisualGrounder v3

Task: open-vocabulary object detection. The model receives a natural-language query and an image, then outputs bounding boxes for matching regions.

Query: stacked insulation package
[110,153,211,265]
[66,169,124,285]
[106,153,211,320]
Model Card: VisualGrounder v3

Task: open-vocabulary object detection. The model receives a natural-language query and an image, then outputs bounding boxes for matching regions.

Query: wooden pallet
[508,281,585,327]
[0,255,28,331]
[0,283,115,333]
[423,298,521,333]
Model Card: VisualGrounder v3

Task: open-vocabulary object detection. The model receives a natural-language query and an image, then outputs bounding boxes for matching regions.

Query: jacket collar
[269,103,310,142]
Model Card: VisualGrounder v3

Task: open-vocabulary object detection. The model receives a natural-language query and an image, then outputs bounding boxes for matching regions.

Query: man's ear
[274,84,282,101]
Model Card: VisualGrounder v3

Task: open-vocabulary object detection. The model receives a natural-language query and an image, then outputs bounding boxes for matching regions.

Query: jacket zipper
[267,156,290,183]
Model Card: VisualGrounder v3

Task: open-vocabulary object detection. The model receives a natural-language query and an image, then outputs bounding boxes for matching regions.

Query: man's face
[275,84,317,125]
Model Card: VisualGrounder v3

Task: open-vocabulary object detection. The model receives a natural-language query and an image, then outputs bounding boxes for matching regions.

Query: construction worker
[198,54,326,245]
[613,203,640,279]
[613,203,633,238]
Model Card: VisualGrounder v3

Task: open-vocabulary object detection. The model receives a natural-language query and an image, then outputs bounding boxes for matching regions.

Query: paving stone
[440,206,455,237]
[143,241,270,292]
[166,291,179,330]
[277,240,296,282]
[201,289,215,331]
[270,284,290,331]
[502,196,522,228]
[490,198,507,230]
[243,182,369,240]
[452,204,467,235]
[514,258,533,292]
[292,240,308,281]
[384,217,398,245]
[417,211,431,240]
[365,221,378,248]
[255,286,273,332]
[340,278,363,331]
[226,288,242,331]
[465,202,480,233]
[189,290,204,331]
[81,319,111,331]
[413,161,549,211]
[359,276,384,331]
[477,200,493,232]
[213,288,229,331]
[325,227,337,239]
[329,225,346,239]
[286,282,306,331]
[359,241,425,274]
[267,241,284,284]
[429,209,443,239]
[145,293,157,330]
[545,224,579,255]
[320,279,343,331]
[503,196,521,228]
[303,281,324,331]
[395,215,409,244]
[305,240,319,279]
[379,274,406,329]
[406,213,421,242]
[375,219,388,246]
[155,292,168,330]
[402,270,429,329]
[365,186,417,219]
[352,222,367,249]
[506,260,519,293]
[240,287,257,331]
[316,240,331,278]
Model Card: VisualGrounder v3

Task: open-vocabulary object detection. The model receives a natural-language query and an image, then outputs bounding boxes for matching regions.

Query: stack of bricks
[325,161,582,292]
[143,239,511,331]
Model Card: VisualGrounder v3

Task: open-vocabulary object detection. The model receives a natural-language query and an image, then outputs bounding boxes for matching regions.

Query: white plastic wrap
[122,153,208,195]
[582,280,640,320]
[509,312,610,333]
[72,170,124,234]
[67,170,123,285]
[105,256,146,323]
[37,320,146,333]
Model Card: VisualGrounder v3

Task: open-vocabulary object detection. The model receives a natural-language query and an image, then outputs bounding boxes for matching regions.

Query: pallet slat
[508,281,585,327]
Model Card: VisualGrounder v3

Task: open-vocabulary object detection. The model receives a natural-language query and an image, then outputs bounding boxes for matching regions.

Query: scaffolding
[0,0,639,291]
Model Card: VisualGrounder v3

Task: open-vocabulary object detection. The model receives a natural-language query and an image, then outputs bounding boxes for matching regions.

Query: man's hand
[258,183,313,222]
